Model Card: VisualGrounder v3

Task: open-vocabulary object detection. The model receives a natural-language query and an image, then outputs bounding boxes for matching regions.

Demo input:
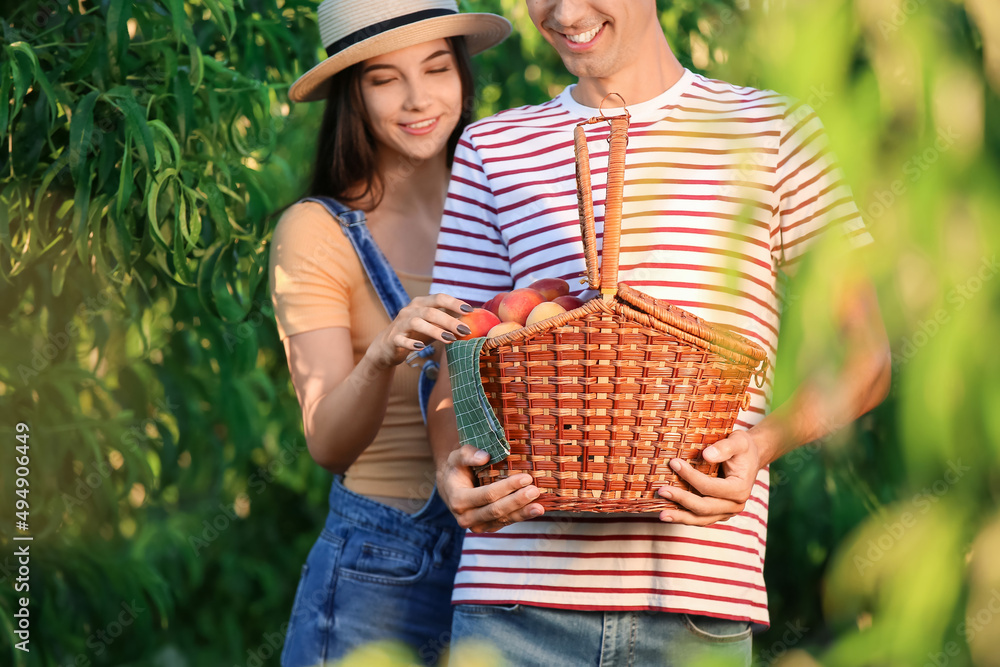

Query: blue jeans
[450,604,752,666]
[281,476,465,666]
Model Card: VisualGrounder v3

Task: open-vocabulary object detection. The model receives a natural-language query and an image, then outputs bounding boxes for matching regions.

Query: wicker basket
[473,96,768,512]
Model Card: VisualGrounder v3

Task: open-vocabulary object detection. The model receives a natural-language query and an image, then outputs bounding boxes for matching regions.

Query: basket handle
[575,94,630,299]
[575,124,599,290]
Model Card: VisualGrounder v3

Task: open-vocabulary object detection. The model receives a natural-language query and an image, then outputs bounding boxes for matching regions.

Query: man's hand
[437,445,545,532]
[656,430,762,526]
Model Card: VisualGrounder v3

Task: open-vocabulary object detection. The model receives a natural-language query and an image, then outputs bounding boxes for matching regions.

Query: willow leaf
[189,42,205,90]
[73,170,93,264]
[8,42,59,126]
[0,187,10,253]
[117,94,156,172]
[148,119,182,166]
[145,168,178,252]
[69,90,99,187]
[203,0,233,39]
[106,0,133,80]
[7,46,33,121]
[116,129,135,220]
[0,59,11,131]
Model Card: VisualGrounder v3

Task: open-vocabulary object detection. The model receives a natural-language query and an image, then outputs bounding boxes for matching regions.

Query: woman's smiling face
[359,39,464,163]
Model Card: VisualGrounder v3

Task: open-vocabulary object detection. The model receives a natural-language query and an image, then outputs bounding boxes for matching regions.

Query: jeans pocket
[282,531,345,667]
[454,603,522,615]
[340,540,432,586]
[682,613,753,643]
[355,542,424,578]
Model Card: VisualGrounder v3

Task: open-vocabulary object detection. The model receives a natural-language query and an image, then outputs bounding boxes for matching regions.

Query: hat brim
[288,13,512,103]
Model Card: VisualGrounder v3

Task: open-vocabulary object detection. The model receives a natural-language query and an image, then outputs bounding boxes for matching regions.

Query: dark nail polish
[460,304,474,313]
[441,332,457,341]
[457,324,472,336]
[412,341,425,350]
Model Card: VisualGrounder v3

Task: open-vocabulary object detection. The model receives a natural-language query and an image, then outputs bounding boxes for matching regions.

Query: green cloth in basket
[445,338,509,467]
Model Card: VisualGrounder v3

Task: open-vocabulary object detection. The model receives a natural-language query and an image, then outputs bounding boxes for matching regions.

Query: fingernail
[519,476,531,487]
[659,488,672,499]
[527,488,540,500]
[412,341,425,350]
[660,513,673,523]
[460,304,474,313]
[704,446,718,459]
[528,507,543,517]
[475,449,490,462]
[669,458,682,471]
[457,324,472,336]
[442,332,457,341]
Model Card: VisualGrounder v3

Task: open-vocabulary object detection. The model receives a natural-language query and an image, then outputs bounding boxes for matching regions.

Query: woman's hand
[365,294,473,370]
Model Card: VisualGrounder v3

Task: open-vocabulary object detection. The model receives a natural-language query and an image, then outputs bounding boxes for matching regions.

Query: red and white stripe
[431,69,871,627]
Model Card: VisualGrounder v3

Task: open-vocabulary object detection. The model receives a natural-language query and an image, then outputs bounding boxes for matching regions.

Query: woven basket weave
[473,96,768,512]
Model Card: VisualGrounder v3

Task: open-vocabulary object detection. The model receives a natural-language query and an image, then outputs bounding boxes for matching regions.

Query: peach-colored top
[268,200,434,500]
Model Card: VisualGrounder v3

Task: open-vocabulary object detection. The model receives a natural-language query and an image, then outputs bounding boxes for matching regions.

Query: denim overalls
[280,197,465,667]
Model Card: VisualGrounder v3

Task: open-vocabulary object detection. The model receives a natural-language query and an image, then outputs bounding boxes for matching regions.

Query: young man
[428,1,891,664]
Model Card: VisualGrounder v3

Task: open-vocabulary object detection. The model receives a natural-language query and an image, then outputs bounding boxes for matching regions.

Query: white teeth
[405,119,436,129]
[566,25,600,44]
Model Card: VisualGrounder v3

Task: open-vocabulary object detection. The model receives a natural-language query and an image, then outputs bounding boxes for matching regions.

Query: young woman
[268,2,509,665]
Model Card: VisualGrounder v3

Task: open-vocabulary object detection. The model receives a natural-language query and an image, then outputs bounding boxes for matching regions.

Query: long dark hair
[304,36,475,211]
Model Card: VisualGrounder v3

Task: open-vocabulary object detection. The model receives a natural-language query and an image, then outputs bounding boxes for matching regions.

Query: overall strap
[300,196,439,424]
[301,196,410,318]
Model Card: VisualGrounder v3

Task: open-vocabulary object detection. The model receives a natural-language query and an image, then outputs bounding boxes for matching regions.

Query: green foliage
[1,0,998,666]
[1,1,333,664]
[715,1,1000,665]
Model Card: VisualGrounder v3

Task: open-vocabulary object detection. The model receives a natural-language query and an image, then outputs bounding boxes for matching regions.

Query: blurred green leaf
[69,90,99,186]
[114,91,156,172]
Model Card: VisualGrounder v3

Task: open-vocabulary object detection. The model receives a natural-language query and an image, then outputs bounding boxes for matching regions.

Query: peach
[552,295,585,311]
[528,278,570,302]
[487,321,522,338]
[482,291,509,317]
[457,308,501,340]
[525,301,567,327]
[497,288,546,325]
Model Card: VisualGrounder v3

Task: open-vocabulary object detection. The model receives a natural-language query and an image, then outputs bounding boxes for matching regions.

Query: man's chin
[559,55,613,80]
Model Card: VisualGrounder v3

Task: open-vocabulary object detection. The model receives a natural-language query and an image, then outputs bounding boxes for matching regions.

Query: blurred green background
[1,0,998,665]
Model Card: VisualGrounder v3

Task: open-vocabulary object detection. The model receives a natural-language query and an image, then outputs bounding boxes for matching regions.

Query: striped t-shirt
[431,68,871,626]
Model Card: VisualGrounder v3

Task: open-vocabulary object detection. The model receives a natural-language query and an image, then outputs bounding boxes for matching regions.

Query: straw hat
[289,0,512,103]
